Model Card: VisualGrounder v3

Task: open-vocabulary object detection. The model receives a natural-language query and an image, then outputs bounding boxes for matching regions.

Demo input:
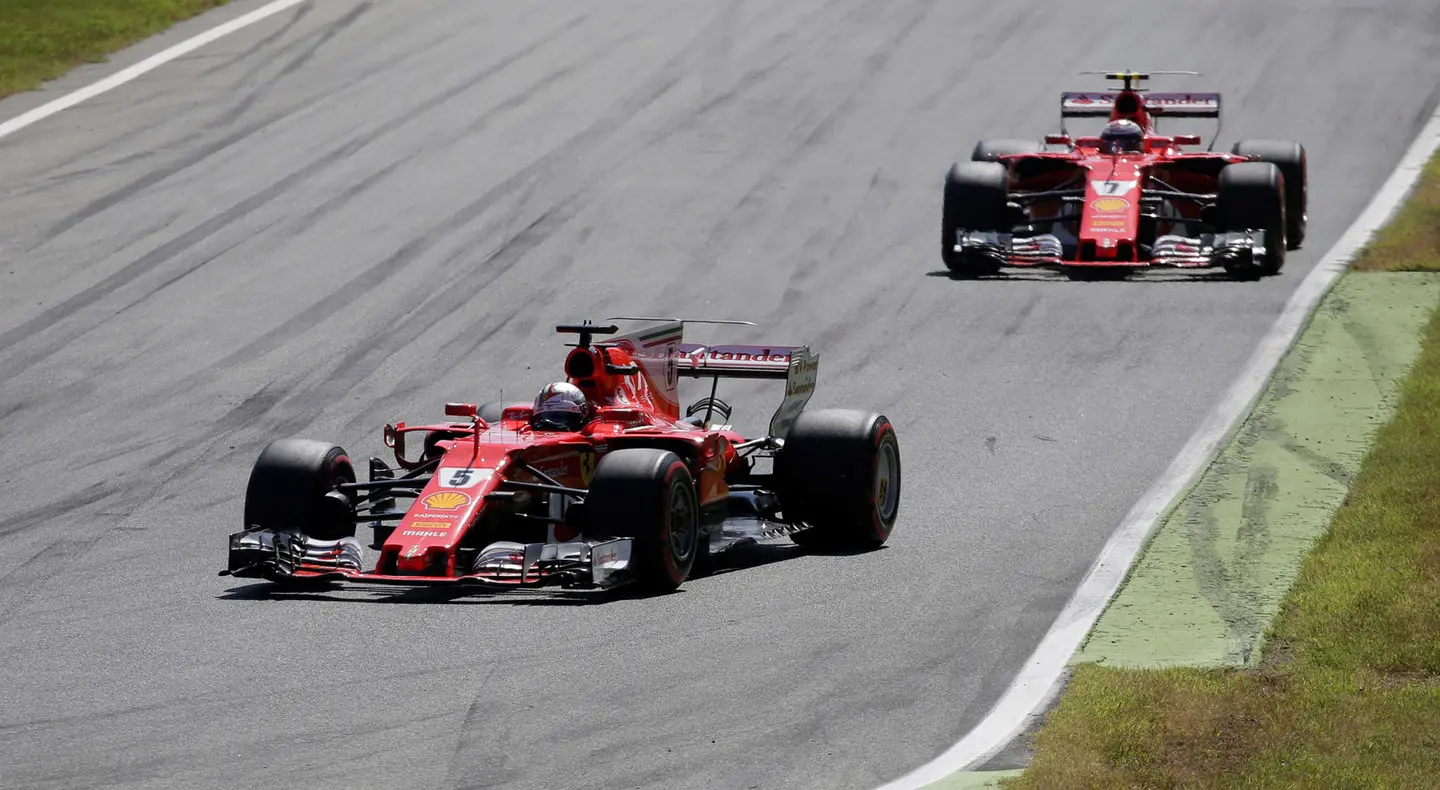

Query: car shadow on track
[924,269,1243,283]
[215,541,883,606]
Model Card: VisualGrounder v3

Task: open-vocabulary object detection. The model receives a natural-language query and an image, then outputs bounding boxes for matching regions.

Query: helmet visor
[534,410,586,432]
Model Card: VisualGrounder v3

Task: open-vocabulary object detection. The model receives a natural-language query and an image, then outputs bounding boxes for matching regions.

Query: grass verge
[1352,148,1440,271]
[0,0,229,100]
[1001,150,1440,788]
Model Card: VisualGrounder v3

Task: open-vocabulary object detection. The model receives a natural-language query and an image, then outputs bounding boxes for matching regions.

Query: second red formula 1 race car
[942,71,1307,280]
[222,319,901,595]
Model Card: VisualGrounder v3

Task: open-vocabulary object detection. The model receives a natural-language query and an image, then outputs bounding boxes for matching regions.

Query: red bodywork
[237,321,813,588]
[989,85,1248,270]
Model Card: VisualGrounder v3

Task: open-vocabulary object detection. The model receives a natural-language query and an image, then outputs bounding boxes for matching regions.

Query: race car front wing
[952,229,1273,270]
[221,528,637,590]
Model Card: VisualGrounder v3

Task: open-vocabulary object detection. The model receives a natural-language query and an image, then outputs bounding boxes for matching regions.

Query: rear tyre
[1231,139,1306,249]
[586,449,700,593]
[1218,162,1287,279]
[942,161,1009,277]
[971,138,1045,162]
[779,410,901,550]
[243,439,356,541]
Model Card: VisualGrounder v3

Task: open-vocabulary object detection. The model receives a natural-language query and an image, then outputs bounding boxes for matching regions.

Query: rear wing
[1060,91,1221,118]
[674,343,800,379]
[673,343,819,438]
[1059,91,1222,149]
[605,318,820,438]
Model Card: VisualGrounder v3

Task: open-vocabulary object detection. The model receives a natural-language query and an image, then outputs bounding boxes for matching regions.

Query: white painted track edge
[875,101,1440,790]
[0,0,308,142]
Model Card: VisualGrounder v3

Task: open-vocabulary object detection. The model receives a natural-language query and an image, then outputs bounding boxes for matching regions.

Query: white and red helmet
[532,382,592,432]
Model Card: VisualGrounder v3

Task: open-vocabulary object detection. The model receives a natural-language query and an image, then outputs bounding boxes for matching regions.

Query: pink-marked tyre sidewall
[779,410,901,550]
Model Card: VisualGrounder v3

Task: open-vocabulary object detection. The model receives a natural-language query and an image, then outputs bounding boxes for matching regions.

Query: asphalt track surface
[1,2,1437,788]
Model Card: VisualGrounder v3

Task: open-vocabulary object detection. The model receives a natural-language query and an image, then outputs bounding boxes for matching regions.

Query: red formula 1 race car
[222,319,901,595]
[942,71,1307,280]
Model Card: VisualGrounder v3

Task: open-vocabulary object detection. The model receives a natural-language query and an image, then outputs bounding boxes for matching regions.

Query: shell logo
[422,491,472,510]
[1091,197,1130,212]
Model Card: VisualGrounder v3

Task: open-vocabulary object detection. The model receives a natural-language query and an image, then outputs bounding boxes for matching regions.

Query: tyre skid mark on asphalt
[0,686,460,789]
[209,1,376,130]
[0,485,120,542]
[196,0,313,78]
[0,500,126,627]
[0,380,287,625]
[657,0,939,312]
[0,21,608,380]
[169,18,730,434]
[30,8,589,245]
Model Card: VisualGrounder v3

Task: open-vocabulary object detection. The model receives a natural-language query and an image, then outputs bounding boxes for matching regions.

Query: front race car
[222,319,902,596]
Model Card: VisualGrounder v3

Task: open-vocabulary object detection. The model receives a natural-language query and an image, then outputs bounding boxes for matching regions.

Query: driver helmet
[532,382,592,432]
[1099,119,1144,155]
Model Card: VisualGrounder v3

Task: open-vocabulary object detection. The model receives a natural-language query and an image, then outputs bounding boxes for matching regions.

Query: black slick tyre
[243,439,357,541]
[1231,139,1307,249]
[970,139,1045,162]
[942,161,1008,277]
[586,448,700,593]
[778,410,901,550]
[1218,162,1287,279]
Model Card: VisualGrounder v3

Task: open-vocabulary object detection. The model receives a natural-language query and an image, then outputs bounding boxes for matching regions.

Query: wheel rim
[667,483,697,561]
[874,438,900,524]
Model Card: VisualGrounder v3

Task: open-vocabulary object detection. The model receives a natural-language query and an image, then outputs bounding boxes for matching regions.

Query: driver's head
[532,382,591,432]
[1099,119,1144,154]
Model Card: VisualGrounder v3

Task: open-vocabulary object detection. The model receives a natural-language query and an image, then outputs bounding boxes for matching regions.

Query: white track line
[0,0,307,142]
[876,104,1440,790]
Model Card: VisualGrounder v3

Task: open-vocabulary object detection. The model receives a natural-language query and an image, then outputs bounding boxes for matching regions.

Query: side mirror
[1044,133,1072,146]
[445,402,478,418]
[1173,134,1201,146]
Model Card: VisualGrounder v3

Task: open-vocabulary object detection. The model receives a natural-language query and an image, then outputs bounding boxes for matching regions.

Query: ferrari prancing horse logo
[579,450,597,486]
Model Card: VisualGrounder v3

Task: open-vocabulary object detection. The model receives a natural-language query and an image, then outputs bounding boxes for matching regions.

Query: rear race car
[942,71,1307,280]
[222,319,901,596]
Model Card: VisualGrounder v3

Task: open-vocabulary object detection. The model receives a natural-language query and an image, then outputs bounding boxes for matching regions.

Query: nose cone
[383,449,503,576]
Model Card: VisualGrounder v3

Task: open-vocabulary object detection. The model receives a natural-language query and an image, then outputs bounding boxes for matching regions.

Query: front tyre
[942,161,1009,277]
[586,449,701,593]
[1231,139,1306,249]
[243,439,357,541]
[779,410,901,550]
[1218,162,1287,279]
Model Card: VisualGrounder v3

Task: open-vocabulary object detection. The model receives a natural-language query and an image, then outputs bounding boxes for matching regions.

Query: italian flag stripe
[638,326,682,346]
